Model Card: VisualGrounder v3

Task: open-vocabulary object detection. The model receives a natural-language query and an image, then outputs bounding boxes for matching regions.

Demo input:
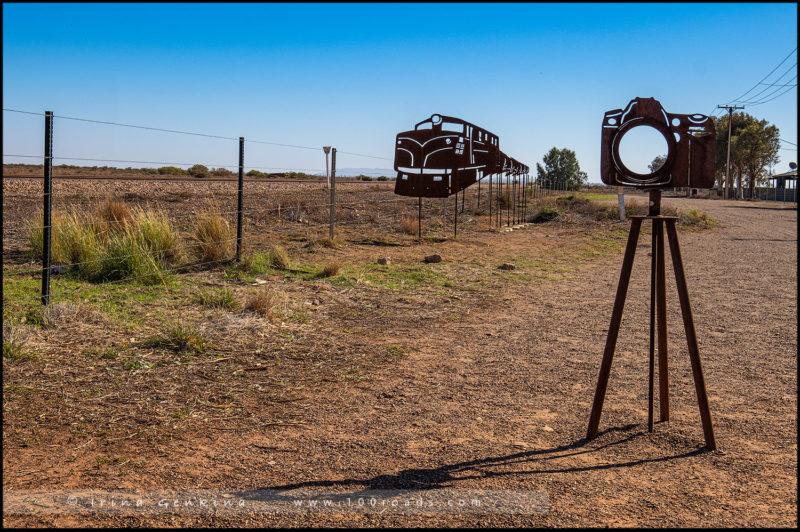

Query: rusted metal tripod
[586,190,716,450]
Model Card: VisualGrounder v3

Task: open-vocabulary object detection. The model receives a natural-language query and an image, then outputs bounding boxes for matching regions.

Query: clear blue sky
[3,2,798,180]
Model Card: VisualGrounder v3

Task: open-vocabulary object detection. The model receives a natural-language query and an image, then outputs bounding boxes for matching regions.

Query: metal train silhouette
[393,114,528,198]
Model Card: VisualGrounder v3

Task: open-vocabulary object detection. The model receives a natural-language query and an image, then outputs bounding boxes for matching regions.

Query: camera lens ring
[611,117,676,184]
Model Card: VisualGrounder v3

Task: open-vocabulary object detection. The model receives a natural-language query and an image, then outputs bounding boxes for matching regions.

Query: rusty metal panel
[601,97,715,188]
[393,114,525,198]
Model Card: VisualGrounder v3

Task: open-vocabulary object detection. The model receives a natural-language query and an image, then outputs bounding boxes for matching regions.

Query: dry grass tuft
[41,302,106,329]
[320,260,341,278]
[267,245,291,271]
[245,288,280,319]
[192,286,241,310]
[93,197,133,234]
[400,215,419,235]
[192,212,233,263]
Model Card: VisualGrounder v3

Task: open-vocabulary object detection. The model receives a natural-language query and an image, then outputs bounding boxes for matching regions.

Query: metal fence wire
[4,108,794,306]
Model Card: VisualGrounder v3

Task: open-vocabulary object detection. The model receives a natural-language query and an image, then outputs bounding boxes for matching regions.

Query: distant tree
[187,164,210,178]
[714,112,780,197]
[376,175,388,181]
[359,174,373,181]
[535,147,587,191]
[648,155,667,173]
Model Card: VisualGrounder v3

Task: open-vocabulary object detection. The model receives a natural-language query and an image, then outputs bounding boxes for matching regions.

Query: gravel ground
[3,183,796,527]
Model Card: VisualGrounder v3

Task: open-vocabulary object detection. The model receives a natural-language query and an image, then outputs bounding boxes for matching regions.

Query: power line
[729,62,797,104]
[710,47,797,117]
[740,81,797,107]
[724,47,797,104]
[3,107,392,161]
[780,138,797,146]
[735,72,797,105]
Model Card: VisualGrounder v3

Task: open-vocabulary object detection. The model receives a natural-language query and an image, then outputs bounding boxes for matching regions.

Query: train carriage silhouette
[394,114,527,198]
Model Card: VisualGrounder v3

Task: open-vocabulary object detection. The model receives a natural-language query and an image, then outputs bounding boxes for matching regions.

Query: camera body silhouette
[601,97,716,188]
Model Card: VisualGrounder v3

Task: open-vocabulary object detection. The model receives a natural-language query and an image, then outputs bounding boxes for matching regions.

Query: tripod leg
[656,220,669,421]
[665,220,716,450]
[587,218,643,439]
[648,221,657,432]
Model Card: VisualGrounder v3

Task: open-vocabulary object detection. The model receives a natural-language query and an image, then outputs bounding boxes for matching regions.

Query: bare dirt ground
[2,177,796,527]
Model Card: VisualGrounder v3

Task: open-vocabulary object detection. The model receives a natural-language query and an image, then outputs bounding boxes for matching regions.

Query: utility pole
[717,105,744,200]
[323,146,331,189]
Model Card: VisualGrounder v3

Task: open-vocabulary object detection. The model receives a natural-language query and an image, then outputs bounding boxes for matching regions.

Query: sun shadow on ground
[245,424,708,504]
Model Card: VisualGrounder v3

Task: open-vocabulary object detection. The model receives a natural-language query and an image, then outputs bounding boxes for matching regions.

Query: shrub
[246,169,266,178]
[497,192,511,208]
[157,166,187,175]
[191,213,233,263]
[359,175,373,181]
[376,176,389,181]
[529,204,562,223]
[187,164,210,178]
[210,167,234,177]
[679,208,717,229]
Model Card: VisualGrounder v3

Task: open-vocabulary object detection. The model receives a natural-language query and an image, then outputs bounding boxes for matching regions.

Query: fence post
[488,173,493,228]
[329,148,336,240]
[618,192,626,222]
[418,196,422,241]
[236,136,244,262]
[41,111,54,306]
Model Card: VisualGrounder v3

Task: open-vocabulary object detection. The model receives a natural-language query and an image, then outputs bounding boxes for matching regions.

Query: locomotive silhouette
[394,114,528,198]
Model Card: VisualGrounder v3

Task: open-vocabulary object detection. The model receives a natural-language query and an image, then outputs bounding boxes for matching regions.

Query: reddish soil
[2,176,796,527]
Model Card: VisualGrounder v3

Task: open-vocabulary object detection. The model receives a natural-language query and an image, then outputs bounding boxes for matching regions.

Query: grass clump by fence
[266,245,292,271]
[191,212,232,263]
[26,200,181,284]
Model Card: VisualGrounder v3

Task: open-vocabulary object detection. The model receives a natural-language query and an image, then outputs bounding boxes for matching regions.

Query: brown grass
[245,288,279,318]
[320,260,341,278]
[267,245,291,271]
[192,212,233,263]
[93,197,133,234]
[400,215,419,235]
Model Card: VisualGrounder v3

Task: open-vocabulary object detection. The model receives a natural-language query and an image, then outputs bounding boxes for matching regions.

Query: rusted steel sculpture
[588,97,717,449]
[394,114,528,198]
[601,97,715,188]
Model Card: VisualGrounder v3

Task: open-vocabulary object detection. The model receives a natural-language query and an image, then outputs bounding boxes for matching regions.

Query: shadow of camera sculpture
[394,114,528,198]
[601,97,715,188]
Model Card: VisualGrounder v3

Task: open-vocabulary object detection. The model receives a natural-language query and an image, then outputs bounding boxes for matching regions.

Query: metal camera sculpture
[393,114,528,236]
[587,97,717,449]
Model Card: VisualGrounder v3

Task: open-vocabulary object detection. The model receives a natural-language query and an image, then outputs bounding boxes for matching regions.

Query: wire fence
[3,108,580,308]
